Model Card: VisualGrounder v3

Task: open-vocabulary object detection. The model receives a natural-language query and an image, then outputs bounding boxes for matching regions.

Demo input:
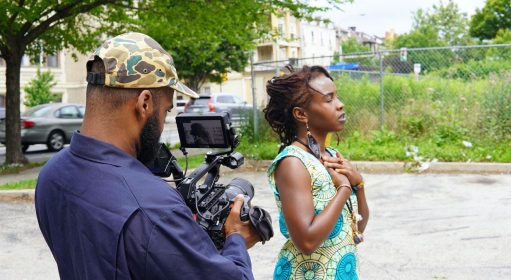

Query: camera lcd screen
[176,114,230,148]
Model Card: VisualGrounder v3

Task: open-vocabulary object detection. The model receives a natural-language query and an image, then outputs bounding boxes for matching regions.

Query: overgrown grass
[0,178,37,190]
[0,161,46,175]
[233,66,511,164]
[235,134,511,163]
[336,70,511,143]
[330,134,511,162]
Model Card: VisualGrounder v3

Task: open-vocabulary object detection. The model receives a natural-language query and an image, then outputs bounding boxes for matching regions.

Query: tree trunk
[4,48,29,164]
[186,71,206,94]
[187,76,200,94]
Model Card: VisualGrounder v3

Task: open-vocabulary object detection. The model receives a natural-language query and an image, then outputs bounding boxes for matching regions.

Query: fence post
[379,52,385,126]
[250,54,258,141]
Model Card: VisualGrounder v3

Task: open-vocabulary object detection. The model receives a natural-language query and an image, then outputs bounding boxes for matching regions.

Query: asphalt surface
[1,170,511,279]
[1,115,510,279]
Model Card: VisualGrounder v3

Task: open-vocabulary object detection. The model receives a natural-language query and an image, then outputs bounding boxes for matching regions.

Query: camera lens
[224,177,254,201]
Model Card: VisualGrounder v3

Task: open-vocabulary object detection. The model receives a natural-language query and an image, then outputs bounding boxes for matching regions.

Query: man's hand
[322,152,363,186]
[224,195,260,249]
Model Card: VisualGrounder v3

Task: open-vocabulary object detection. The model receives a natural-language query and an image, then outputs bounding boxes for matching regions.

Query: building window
[311,31,314,44]
[46,54,58,68]
[20,52,59,68]
[204,87,210,94]
[21,55,32,67]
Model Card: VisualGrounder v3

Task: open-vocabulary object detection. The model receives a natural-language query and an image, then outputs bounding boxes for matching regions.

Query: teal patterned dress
[267,145,359,280]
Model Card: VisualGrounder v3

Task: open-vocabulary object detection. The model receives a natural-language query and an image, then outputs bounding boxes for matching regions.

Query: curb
[247,160,511,174]
[1,160,511,202]
[0,189,34,202]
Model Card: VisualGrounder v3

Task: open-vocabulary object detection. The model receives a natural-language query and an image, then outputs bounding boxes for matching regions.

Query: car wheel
[47,130,65,151]
[22,144,30,153]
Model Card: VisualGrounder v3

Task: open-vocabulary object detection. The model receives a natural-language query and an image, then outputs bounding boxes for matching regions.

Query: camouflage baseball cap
[86,32,199,98]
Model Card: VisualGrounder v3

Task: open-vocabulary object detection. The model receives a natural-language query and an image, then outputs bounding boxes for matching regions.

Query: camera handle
[177,154,224,209]
[178,149,243,209]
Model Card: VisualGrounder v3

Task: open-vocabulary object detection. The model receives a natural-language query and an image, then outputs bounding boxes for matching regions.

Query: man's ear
[135,90,154,120]
[292,107,308,124]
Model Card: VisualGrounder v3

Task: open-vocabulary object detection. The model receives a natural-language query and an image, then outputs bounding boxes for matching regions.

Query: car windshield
[188,98,210,105]
[22,105,52,117]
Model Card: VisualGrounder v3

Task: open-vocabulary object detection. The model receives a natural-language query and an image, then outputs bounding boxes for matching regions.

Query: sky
[316,0,487,38]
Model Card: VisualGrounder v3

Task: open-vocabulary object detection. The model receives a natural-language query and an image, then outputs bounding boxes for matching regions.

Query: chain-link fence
[250,44,511,142]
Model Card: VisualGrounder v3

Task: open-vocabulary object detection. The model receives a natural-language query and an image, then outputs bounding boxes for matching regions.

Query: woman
[190,123,212,145]
[264,65,369,279]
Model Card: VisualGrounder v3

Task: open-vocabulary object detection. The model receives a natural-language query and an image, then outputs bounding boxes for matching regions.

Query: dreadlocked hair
[263,64,333,152]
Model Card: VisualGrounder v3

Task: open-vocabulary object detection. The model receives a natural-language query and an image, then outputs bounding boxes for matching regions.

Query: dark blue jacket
[35,131,253,279]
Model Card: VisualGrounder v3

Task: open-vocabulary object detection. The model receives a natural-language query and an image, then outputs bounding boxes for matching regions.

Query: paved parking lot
[1,171,511,279]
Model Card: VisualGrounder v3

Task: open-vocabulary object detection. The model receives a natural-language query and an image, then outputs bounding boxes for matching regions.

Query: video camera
[149,112,273,250]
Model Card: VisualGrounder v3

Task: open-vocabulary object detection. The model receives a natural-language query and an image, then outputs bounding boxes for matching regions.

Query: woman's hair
[263,65,333,149]
[190,123,212,142]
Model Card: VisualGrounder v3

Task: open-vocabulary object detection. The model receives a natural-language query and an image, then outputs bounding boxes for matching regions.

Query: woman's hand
[322,152,363,186]
[321,155,351,187]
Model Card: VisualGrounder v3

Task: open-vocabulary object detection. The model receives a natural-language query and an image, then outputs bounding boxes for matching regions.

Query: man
[35,32,260,279]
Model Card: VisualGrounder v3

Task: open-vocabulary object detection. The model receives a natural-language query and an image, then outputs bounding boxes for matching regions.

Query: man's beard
[136,111,161,167]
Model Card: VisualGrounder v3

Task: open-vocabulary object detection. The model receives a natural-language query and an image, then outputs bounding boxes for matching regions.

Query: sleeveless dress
[267,145,359,280]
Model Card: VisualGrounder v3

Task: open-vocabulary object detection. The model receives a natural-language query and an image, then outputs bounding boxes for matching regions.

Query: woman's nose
[337,100,344,110]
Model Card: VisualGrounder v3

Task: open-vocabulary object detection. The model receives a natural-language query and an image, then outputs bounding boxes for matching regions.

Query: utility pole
[250,53,258,140]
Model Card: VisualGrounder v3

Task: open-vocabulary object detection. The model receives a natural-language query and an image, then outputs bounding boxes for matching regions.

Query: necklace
[346,197,364,245]
[294,136,321,159]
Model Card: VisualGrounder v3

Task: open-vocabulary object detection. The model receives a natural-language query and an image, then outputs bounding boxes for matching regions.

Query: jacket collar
[69,131,151,174]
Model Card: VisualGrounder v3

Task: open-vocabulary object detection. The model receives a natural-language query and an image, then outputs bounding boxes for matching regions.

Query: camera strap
[346,197,364,244]
[249,206,274,244]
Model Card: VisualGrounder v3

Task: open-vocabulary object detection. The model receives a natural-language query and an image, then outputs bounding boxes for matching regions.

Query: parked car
[0,103,85,152]
[183,93,252,121]
[175,99,188,115]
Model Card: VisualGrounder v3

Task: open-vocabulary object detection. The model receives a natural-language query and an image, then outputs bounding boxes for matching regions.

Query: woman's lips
[338,112,346,123]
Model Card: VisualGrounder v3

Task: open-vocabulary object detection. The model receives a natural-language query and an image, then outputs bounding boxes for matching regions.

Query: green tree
[341,38,371,54]
[331,38,375,66]
[393,26,454,73]
[412,0,473,46]
[0,0,137,164]
[487,29,511,60]
[23,67,60,107]
[138,0,260,92]
[1,0,350,164]
[393,26,446,49]
[469,0,511,41]
[138,0,352,92]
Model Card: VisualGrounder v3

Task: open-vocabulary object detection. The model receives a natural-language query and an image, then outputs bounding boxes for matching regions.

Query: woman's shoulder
[267,145,309,175]
[275,145,310,162]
